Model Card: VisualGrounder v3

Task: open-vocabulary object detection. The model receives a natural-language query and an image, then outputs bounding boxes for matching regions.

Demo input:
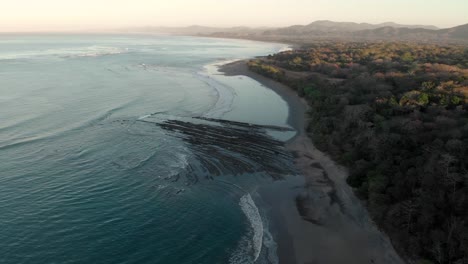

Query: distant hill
[376,21,439,30]
[266,20,438,35]
[258,21,468,42]
[351,26,438,39]
[246,22,467,43]
[347,23,468,41]
[129,21,468,43]
[438,23,468,39]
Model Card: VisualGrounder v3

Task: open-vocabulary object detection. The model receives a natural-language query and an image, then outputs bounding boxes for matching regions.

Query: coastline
[220,60,405,264]
[218,59,306,137]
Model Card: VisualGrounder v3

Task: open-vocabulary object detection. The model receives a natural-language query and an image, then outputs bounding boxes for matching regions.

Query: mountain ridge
[126,21,468,43]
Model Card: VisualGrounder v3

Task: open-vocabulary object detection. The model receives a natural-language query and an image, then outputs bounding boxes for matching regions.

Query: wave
[0,99,139,151]
[226,188,279,264]
[278,46,293,52]
[60,46,128,58]
[240,193,264,262]
[0,46,127,61]
[195,63,238,118]
[229,234,255,264]
[138,114,152,120]
[261,213,279,264]
[136,111,169,121]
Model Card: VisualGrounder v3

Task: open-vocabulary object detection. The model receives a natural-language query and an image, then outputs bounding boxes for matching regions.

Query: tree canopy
[249,42,468,264]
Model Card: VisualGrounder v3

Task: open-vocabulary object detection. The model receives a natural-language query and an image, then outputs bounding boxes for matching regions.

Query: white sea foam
[239,193,263,262]
[278,46,293,52]
[138,114,151,120]
[62,46,126,58]
[0,46,126,60]
[262,217,279,264]
[229,234,254,264]
[174,151,189,170]
[229,190,280,264]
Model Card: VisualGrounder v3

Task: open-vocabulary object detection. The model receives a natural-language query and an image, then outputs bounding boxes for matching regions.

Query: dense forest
[248,42,468,264]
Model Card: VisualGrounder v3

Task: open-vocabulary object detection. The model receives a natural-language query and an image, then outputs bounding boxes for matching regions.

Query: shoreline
[218,59,307,138]
[219,60,405,264]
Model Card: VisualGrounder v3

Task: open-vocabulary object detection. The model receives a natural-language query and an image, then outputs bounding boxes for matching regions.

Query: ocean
[0,34,295,263]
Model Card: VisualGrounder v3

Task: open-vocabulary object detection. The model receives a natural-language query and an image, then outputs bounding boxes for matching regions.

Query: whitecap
[239,193,264,262]
[229,234,255,264]
[0,46,127,61]
[278,46,293,52]
[138,114,151,120]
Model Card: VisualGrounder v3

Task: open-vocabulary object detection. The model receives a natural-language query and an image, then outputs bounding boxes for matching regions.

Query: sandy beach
[220,60,405,264]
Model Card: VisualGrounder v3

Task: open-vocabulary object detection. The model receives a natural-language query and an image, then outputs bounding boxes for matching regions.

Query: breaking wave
[278,46,293,52]
[194,71,237,118]
[230,194,264,263]
[0,46,127,61]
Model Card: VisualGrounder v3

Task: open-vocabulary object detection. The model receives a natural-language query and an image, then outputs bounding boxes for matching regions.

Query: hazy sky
[1,0,467,32]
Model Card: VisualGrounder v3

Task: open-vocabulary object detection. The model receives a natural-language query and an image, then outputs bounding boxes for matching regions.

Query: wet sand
[219,60,405,264]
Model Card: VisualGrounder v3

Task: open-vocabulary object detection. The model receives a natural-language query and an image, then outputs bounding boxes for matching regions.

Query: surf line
[217,180,264,262]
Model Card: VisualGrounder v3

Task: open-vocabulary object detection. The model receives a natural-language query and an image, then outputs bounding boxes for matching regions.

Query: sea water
[0,34,292,264]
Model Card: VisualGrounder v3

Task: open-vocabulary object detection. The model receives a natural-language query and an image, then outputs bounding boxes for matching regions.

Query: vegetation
[248,42,468,264]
